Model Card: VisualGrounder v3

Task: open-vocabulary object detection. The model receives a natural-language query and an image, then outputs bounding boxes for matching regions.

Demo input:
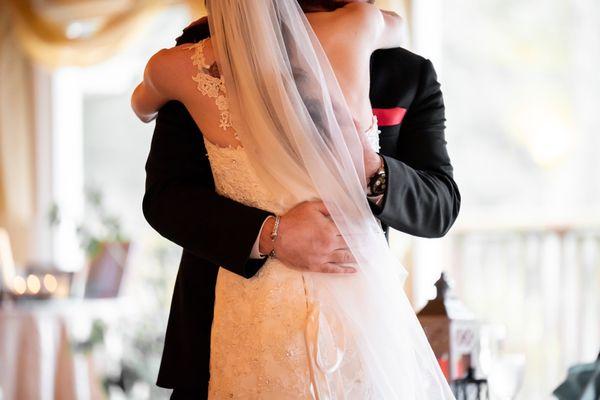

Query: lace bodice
[188,38,380,399]
[203,140,283,214]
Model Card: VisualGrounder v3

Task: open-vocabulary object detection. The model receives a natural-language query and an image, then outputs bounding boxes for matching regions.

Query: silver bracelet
[269,215,281,258]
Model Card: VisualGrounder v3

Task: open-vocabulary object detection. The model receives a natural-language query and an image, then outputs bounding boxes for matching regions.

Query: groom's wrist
[366,155,387,195]
[365,153,384,181]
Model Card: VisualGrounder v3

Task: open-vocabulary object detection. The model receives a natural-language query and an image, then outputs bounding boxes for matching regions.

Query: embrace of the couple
[131,0,461,398]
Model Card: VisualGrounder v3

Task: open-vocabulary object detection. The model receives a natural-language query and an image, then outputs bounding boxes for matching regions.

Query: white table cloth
[0,299,121,400]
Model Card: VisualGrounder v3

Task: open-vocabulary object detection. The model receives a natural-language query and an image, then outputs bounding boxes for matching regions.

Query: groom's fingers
[327,249,356,264]
[318,263,357,274]
[313,200,330,217]
[329,235,348,251]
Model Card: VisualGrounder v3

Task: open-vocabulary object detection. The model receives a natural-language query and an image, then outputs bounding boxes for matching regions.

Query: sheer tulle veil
[206,0,455,398]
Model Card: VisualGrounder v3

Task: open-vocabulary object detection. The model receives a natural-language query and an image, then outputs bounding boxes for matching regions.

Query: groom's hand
[259,201,357,274]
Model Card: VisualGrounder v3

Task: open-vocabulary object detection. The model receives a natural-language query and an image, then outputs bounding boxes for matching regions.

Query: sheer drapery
[0,0,36,266]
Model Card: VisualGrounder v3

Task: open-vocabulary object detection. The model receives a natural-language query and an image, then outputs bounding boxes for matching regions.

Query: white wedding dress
[187,39,382,399]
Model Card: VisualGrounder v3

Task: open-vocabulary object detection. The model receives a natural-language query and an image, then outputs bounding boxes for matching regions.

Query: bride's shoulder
[335,2,384,25]
[143,44,199,94]
[149,42,200,65]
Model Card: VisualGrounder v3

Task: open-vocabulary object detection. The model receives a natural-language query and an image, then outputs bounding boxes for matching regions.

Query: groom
[143,4,461,399]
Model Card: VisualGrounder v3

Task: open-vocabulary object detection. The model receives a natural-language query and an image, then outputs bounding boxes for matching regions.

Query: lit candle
[12,276,26,295]
[26,274,41,295]
[43,274,58,293]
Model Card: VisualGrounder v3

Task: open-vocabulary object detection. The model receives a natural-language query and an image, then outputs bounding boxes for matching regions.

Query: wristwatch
[367,155,387,196]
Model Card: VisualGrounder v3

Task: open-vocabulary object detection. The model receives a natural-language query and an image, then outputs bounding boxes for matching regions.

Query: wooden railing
[445,226,600,399]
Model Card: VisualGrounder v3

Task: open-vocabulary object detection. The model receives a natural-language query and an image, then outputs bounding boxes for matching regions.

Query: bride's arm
[376,9,405,49]
[131,49,180,123]
[343,3,405,51]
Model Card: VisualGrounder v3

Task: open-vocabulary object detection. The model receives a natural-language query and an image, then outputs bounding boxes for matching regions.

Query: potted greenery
[49,186,130,298]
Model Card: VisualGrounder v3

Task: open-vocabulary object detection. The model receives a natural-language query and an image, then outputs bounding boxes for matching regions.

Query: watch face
[369,171,386,195]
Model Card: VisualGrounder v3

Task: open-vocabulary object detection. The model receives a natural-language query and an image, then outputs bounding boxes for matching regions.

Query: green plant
[48,186,128,260]
[71,319,106,354]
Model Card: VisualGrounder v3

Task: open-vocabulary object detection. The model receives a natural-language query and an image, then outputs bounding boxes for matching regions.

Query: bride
[132,0,454,398]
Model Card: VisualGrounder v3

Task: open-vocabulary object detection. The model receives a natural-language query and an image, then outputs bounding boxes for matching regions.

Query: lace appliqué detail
[203,140,281,213]
[209,259,313,399]
[190,40,236,132]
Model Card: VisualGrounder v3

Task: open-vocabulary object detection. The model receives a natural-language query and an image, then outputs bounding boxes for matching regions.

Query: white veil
[206,0,455,398]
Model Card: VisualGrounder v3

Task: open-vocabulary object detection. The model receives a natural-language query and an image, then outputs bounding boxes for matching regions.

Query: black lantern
[417,272,480,382]
[453,359,489,400]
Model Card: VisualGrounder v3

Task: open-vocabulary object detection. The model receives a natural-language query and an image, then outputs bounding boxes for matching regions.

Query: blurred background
[0,0,598,399]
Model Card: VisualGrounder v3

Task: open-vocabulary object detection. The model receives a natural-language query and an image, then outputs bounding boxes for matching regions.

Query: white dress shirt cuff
[249,217,271,259]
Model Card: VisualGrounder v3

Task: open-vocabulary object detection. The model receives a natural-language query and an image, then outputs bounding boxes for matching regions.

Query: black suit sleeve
[142,100,271,278]
[375,59,461,238]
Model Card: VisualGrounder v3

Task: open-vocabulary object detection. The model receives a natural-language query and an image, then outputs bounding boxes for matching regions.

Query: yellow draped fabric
[6,0,205,69]
[5,0,407,69]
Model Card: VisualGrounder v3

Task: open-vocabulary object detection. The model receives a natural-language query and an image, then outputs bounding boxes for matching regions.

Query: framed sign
[84,241,130,298]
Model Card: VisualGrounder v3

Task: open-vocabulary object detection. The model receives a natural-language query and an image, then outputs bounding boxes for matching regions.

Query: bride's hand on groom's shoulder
[259,201,357,275]
[354,120,384,180]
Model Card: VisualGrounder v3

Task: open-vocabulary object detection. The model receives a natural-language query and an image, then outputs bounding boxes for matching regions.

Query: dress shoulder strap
[190,38,212,71]
[188,39,235,132]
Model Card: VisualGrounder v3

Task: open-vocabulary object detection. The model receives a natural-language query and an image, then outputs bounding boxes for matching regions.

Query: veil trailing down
[206,0,455,398]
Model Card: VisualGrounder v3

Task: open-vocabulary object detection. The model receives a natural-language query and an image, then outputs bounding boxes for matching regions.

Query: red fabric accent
[372,107,407,126]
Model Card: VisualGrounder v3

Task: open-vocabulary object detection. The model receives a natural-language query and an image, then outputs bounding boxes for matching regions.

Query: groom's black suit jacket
[142,19,461,397]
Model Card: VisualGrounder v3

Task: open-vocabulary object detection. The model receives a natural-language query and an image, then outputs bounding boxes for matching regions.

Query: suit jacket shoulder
[374,46,426,68]
[370,46,436,108]
[176,17,210,45]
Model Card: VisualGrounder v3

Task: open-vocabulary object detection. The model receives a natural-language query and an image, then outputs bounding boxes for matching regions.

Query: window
[411,0,600,397]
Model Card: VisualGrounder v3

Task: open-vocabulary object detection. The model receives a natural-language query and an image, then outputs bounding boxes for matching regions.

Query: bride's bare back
[131,3,403,148]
